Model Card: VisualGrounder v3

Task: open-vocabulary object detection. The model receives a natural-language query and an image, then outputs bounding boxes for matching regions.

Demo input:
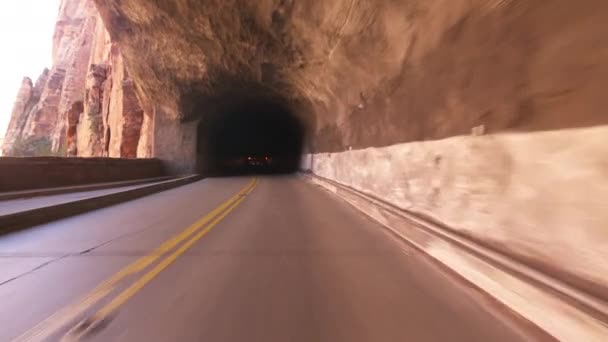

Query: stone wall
[0,157,165,191]
[3,0,94,156]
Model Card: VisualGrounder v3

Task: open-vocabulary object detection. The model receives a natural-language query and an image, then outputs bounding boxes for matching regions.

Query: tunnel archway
[196,98,306,176]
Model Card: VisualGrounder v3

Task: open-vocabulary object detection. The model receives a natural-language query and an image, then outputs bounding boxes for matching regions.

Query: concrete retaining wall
[306,125,608,301]
[0,157,165,191]
[307,173,608,340]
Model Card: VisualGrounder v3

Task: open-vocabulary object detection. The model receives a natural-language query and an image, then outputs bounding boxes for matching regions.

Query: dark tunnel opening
[197,99,305,176]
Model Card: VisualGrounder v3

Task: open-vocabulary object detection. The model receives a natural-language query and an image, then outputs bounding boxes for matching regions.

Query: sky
[0,1,60,144]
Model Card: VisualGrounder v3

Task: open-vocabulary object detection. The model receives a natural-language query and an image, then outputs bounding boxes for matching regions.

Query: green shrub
[10,136,64,157]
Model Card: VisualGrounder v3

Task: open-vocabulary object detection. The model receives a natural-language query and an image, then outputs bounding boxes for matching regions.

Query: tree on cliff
[9,136,65,157]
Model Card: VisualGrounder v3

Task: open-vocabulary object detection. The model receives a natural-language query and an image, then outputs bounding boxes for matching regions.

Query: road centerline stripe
[13,178,257,342]
[95,182,255,320]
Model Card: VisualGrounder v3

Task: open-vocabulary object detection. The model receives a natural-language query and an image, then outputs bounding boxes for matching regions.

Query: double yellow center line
[14,178,258,342]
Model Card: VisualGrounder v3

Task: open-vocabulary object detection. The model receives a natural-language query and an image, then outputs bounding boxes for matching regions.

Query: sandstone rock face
[2,77,35,155]
[71,12,151,158]
[76,63,107,157]
[2,0,151,158]
[24,69,66,140]
[50,0,97,152]
[93,0,608,156]
[3,0,96,156]
[5,0,606,161]
[65,100,83,156]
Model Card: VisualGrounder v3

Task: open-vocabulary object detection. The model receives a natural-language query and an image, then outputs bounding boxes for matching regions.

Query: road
[0,176,539,341]
[0,181,167,216]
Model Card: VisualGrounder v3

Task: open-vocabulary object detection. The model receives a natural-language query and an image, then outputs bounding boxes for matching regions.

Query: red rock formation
[120,78,145,158]
[85,34,148,158]
[75,63,107,157]
[50,0,98,152]
[2,78,35,155]
[65,101,83,156]
[24,69,66,138]
[1,0,151,158]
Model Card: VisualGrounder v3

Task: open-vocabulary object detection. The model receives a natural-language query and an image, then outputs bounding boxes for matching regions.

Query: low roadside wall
[0,157,166,191]
[304,125,608,302]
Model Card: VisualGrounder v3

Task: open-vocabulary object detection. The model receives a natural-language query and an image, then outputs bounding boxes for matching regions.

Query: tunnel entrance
[196,99,305,176]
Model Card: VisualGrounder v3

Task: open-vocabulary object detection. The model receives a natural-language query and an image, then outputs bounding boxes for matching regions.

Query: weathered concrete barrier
[0,157,166,192]
[305,173,608,341]
[303,125,608,340]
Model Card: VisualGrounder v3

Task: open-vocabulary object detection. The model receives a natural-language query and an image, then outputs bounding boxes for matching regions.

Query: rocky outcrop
[2,0,151,158]
[92,0,608,156]
[2,77,35,155]
[76,63,107,157]
[69,8,151,158]
[6,0,606,162]
[3,0,94,156]
[2,68,60,156]
[25,69,66,139]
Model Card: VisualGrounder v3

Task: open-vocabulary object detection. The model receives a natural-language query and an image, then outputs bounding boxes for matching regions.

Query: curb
[0,175,202,235]
[0,176,174,201]
[303,173,608,341]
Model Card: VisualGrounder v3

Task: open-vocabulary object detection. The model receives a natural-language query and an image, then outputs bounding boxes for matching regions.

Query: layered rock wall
[2,77,37,155]
[92,0,608,154]
[2,0,152,158]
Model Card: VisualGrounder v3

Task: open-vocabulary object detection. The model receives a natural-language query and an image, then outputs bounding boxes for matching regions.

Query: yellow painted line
[94,180,256,319]
[13,178,257,342]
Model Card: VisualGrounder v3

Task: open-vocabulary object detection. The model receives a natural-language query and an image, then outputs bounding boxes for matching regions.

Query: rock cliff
[92,0,608,155]
[5,0,607,160]
[1,0,152,158]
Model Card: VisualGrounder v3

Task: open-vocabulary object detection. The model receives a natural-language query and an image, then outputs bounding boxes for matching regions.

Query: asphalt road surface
[0,176,540,341]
